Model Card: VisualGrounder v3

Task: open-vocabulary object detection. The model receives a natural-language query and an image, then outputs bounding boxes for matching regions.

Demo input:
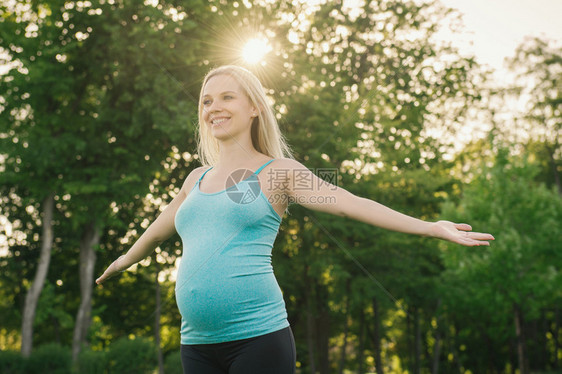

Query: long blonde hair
[196,65,294,166]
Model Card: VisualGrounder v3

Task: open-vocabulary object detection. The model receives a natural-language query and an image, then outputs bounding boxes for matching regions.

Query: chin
[210,123,249,141]
[211,127,236,141]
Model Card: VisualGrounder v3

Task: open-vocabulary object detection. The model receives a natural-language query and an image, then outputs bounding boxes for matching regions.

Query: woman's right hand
[96,255,126,285]
[95,167,205,286]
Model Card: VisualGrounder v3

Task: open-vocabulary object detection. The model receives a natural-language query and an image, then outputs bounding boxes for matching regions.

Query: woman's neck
[215,140,263,171]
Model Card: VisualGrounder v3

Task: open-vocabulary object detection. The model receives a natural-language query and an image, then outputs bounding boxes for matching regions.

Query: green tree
[0,0,207,360]
[507,37,562,195]
[0,0,497,372]
[441,148,562,374]
[0,0,77,356]
[269,0,484,371]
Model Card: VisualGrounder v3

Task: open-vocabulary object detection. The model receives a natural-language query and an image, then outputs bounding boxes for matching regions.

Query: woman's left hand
[429,220,495,246]
[96,255,126,285]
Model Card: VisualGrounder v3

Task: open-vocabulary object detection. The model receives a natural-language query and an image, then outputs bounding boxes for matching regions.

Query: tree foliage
[440,148,562,373]
[1,0,561,373]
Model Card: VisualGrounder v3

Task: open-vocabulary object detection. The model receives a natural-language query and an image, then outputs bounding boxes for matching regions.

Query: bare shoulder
[267,158,311,182]
[179,166,210,196]
[265,158,316,193]
[271,158,316,179]
[271,157,307,170]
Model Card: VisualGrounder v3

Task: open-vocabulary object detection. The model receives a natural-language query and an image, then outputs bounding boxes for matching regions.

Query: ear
[252,101,265,118]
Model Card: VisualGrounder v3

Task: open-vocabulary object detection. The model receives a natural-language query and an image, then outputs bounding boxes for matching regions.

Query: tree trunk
[337,315,349,374]
[514,303,529,374]
[372,297,384,374]
[357,309,366,374]
[539,309,548,371]
[316,294,330,374]
[154,255,164,374]
[337,286,350,374]
[547,144,562,196]
[432,336,441,374]
[431,299,442,374]
[486,334,495,373]
[21,193,55,357]
[414,307,421,374]
[406,307,413,373]
[554,307,560,369]
[306,279,317,374]
[72,221,100,363]
[450,322,462,374]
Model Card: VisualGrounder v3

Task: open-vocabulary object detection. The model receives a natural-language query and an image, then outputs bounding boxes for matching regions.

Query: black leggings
[180,326,296,374]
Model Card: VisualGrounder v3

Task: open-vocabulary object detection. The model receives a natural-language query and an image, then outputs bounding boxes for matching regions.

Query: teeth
[212,118,228,125]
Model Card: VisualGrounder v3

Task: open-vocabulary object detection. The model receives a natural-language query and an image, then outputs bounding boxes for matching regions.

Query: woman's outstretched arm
[279,159,494,246]
[96,167,205,285]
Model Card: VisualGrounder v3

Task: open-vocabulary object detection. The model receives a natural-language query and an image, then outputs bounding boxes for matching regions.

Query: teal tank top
[174,159,289,344]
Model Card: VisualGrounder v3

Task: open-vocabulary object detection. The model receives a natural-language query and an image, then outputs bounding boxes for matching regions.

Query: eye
[203,99,212,106]
[223,95,233,100]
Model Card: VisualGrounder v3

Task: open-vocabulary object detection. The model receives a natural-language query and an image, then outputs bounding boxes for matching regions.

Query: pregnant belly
[175,268,285,333]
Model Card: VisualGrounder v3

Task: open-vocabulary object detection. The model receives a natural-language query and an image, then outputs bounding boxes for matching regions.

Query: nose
[206,99,222,114]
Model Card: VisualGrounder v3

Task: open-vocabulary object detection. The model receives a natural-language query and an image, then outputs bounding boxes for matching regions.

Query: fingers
[95,267,112,285]
[96,272,115,286]
[454,223,472,231]
[450,222,494,246]
[456,237,490,246]
[97,268,118,285]
[96,259,124,286]
[95,265,117,286]
[458,232,495,246]
[468,232,495,241]
[95,274,107,285]
[453,222,495,241]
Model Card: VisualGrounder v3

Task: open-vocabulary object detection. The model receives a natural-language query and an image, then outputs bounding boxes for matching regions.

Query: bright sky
[437,0,562,73]
[432,0,562,146]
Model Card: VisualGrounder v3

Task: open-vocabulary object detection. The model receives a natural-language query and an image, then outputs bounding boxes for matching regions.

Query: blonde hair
[196,65,293,166]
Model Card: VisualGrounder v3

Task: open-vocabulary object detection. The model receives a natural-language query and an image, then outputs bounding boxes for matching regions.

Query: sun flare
[241,38,272,64]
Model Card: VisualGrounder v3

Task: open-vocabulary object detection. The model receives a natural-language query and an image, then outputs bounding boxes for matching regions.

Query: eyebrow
[202,90,238,98]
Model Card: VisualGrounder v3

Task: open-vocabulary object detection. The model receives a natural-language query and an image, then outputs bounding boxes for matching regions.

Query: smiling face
[201,74,258,142]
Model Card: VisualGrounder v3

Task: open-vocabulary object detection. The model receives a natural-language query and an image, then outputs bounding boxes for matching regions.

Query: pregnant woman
[96,65,494,373]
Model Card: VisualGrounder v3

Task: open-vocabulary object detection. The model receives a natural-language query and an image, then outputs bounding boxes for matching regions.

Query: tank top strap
[198,167,213,182]
[255,159,275,175]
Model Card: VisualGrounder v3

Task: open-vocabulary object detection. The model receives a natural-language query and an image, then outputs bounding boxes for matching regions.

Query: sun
[241,38,272,64]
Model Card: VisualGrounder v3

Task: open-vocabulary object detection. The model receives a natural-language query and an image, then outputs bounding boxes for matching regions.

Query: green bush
[0,350,26,374]
[163,350,183,374]
[77,349,107,374]
[25,343,72,374]
[106,336,157,374]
